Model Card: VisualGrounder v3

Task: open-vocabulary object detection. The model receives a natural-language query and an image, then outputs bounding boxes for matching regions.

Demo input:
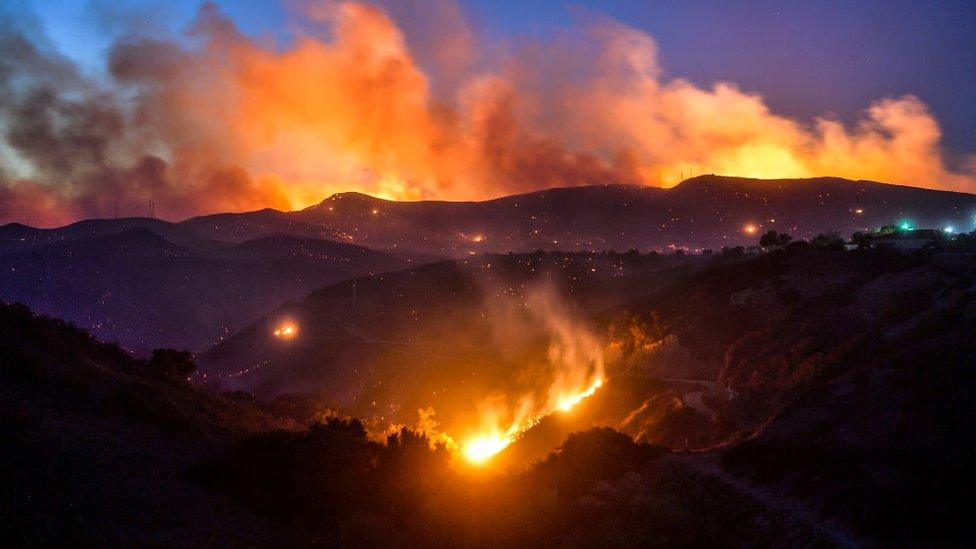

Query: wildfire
[463,433,515,464]
[273,322,298,339]
[460,376,606,465]
[556,378,603,412]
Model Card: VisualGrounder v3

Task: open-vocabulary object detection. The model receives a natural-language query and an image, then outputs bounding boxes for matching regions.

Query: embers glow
[463,434,514,464]
[556,378,603,412]
[273,322,298,339]
[461,376,606,465]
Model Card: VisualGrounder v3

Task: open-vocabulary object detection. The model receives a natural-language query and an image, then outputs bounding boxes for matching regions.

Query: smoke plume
[2,1,974,226]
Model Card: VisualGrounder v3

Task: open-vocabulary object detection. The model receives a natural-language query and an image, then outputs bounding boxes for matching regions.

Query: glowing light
[899,221,914,231]
[273,322,298,339]
[556,378,603,412]
[463,434,513,464]
[371,208,379,216]
[944,226,955,234]
[743,224,758,235]
[461,377,605,465]
[854,208,864,215]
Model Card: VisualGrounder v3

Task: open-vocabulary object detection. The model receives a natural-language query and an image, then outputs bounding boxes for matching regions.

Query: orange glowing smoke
[154,1,976,205]
[3,0,975,226]
[456,286,607,465]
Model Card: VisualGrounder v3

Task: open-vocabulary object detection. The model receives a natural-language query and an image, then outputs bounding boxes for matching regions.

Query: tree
[851,231,874,251]
[811,233,845,251]
[786,239,812,252]
[759,230,779,248]
[145,349,197,378]
[760,230,793,250]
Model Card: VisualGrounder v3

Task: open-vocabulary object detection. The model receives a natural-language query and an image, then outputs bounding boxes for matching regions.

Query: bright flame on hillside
[461,375,605,464]
[273,322,298,339]
[557,378,603,412]
[463,433,515,464]
[458,285,606,465]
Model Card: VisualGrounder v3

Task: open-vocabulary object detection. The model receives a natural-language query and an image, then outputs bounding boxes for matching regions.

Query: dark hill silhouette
[0,229,412,352]
[6,176,976,259]
[0,217,186,255]
[0,302,291,545]
[289,176,976,255]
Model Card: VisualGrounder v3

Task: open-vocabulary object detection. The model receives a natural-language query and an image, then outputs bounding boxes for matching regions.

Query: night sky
[27,0,976,156]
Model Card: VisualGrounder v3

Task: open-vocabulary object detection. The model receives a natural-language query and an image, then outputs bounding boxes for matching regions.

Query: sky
[3,0,976,225]
[28,0,976,154]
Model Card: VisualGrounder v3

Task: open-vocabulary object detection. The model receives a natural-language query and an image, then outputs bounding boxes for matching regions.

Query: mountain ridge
[6,175,974,258]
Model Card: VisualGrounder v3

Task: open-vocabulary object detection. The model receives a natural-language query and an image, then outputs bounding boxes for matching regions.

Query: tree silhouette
[851,231,874,251]
[811,233,845,251]
[145,349,197,378]
[760,231,793,249]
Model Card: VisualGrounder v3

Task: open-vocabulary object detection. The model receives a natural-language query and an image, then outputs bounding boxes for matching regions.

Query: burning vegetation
[454,284,608,465]
[272,322,298,339]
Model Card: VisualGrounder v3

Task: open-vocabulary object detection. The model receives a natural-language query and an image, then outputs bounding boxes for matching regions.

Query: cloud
[1,1,973,226]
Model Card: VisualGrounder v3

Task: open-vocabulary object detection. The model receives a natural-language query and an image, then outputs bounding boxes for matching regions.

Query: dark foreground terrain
[3,241,976,546]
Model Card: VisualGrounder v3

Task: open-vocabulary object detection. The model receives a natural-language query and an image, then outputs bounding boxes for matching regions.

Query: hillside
[0,302,293,544]
[6,176,975,259]
[202,244,976,544]
[295,176,976,255]
[200,251,699,420]
[0,229,413,352]
[5,244,975,544]
[0,301,839,546]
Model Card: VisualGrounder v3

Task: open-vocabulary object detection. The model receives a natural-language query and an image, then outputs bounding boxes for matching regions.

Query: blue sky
[20,0,976,155]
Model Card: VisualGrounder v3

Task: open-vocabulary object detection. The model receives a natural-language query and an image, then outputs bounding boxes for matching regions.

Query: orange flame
[457,286,607,465]
[461,377,605,465]
[273,322,298,339]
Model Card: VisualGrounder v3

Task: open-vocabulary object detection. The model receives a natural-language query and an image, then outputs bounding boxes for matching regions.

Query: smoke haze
[2,0,974,226]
